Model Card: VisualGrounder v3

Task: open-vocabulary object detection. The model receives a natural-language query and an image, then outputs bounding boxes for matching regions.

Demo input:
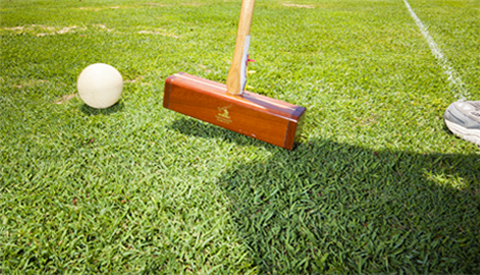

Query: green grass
[1,0,479,273]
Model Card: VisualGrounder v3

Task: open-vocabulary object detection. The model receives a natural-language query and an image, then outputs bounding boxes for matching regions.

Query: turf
[1,0,479,274]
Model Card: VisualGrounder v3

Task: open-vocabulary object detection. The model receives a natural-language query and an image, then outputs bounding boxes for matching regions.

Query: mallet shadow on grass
[168,117,271,148]
[170,117,480,274]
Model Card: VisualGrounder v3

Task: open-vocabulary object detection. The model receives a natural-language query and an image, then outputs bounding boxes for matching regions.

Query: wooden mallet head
[163,0,306,150]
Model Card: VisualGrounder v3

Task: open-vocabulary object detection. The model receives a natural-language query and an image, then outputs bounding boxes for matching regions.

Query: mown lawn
[1,0,479,273]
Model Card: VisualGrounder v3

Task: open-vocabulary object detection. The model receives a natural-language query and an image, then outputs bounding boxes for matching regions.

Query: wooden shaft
[226,0,255,95]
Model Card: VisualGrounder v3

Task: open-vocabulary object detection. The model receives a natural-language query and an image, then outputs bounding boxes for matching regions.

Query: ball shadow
[80,101,125,116]
[215,139,480,274]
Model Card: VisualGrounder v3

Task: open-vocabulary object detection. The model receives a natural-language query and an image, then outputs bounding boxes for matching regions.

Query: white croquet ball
[77,63,123,109]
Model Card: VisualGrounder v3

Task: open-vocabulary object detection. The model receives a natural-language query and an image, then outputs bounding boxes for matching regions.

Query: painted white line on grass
[403,0,470,100]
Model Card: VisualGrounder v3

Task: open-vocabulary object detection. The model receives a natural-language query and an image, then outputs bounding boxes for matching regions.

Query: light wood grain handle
[226,0,255,95]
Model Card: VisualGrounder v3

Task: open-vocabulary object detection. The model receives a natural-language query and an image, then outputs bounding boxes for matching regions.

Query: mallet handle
[226,0,255,95]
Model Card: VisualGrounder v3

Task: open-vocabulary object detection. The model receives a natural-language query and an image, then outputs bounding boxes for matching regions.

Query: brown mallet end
[163,73,306,150]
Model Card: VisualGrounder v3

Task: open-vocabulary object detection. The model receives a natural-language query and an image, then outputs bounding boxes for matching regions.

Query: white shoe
[444,101,480,146]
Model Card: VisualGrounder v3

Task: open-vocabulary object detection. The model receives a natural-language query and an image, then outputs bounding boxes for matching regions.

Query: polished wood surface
[164,73,306,150]
[226,0,255,95]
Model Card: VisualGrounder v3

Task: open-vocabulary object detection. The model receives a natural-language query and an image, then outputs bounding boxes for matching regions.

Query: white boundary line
[403,0,470,100]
